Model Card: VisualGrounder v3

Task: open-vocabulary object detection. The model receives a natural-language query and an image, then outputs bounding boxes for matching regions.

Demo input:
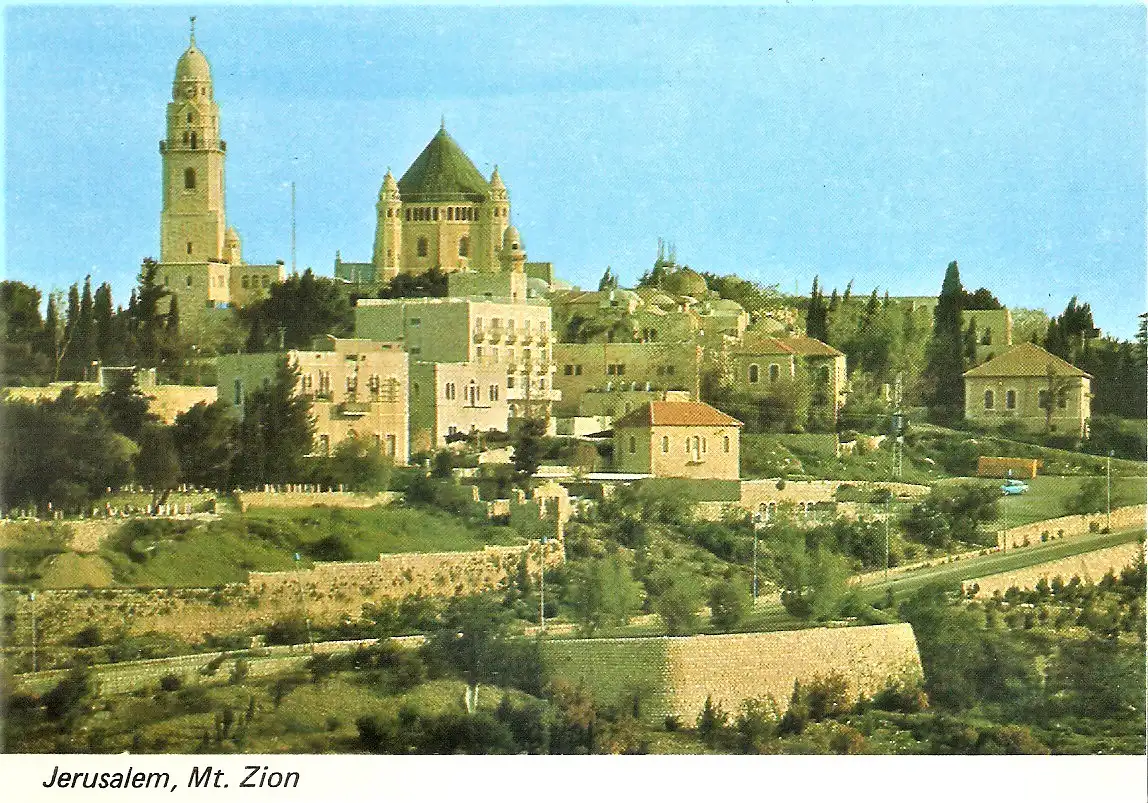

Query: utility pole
[1107,450,1113,532]
[539,534,546,630]
[290,181,297,276]
[293,552,314,653]
[752,519,759,602]
[29,591,38,673]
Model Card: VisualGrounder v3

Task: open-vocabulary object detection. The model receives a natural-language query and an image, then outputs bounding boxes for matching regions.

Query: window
[405,209,411,221]
[476,347,483,359]
[628,436,636,454]
[182,131,189,145]
[1006,390,1017,410]
[186,242,193,255]
[723,435,731,453]
[416,238,428,257]
[385,434,396,457]
[1057,389,1068,409]
[409,318,421,327]
[748,364,760,384]
[984,390,994,410]
[412,382,420,399]
[564,364,574,376]
[459,236,469,258]
[575,364,583,376]
[661,436,670,453]
[445,382,456,400]
[607,363,626,376]
[981,330,992,346]
[186,275,193,287]
[233,379,242,405]
[769,364,780,382]
[1037,389,1050,410]
[190,132,197,149]
[242,276,250,289]
[489,384,499,402]
[507,374,515,389]
[184,168,196,189]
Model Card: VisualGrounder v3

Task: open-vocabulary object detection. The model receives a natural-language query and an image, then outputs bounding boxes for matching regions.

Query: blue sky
[4,5,1145,337]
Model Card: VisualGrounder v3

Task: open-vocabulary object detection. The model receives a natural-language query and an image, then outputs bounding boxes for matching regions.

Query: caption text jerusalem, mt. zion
[41,764,301,791]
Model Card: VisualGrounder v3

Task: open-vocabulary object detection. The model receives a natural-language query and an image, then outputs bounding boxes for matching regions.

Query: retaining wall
[965,541,1145,597]
[997,505,1145,549]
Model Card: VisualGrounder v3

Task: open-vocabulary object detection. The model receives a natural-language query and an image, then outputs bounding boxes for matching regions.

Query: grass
[94,505,520,588]
[937,475,1147,528]
[541,637,670,722]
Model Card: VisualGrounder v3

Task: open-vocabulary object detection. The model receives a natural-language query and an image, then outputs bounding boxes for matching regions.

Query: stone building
[613,401,743,480]
[962,342,1092,438]
[408,360,511,451]
[725,335,848,416]
[355,296,559,420]
[156,22,284,322]
[216,337,410,462]
[552,341,703,417]
[334,124,535,283]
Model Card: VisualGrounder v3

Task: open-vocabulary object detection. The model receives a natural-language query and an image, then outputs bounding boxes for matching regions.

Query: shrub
[708,580,749,631]
[697,695,728,746]
[158,673,183,692]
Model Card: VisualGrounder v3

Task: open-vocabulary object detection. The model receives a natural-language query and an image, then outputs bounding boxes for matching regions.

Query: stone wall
[235,490,399,512]
[965,541,1145,597]
[544,623,923,723]
[997,504,1144,549]
[694,479,929,520]
[6,541,564,646]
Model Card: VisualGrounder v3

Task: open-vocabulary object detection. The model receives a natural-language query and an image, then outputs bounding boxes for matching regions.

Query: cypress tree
[924,260,966,417]
[94,282,116,364]
[805,276,829,342]
[59,283,81,380]
[963,317,978,364]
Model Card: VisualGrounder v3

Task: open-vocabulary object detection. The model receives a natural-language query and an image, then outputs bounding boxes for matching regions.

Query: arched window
[723,435,731,453]
[190,132,197,149]
[769,363,780,382]
[184,168,196,189]
[182,131,189,145]
[459,236,469,258]
[748,364,760,384]
[628,436,636,454]
[187,112,193,123]
[1005,390,1017,410]
[984,390,994,409]
[405,208,411,221]
[819,366,831,382]
[186,242,192,255]
[417,237,428,257]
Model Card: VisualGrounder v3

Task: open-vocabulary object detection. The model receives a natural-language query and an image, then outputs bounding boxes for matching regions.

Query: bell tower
[160,17,228,265]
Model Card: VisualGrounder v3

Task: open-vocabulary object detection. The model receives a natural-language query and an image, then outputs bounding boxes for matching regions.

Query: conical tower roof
[398,125,491,203]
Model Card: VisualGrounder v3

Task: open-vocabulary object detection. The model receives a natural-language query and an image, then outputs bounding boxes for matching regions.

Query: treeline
[0,360,390,513]
[1,261,181,386]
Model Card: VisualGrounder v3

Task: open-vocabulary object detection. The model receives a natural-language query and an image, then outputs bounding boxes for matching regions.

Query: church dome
[503,225,523,251]
[665,267,708,298]
[398,125,491,203]
[175,44,212,84]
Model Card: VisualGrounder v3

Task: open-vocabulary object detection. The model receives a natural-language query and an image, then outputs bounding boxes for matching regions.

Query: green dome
[398,127,491,203]
[665,268,708,297]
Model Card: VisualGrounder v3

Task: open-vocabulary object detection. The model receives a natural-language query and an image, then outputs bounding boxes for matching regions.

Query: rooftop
[613,401,743,429]
[963,342,1091,379]
[398,126,492,203]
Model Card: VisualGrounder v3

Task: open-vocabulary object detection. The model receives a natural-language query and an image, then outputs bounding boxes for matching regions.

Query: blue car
[1001,479,1029,495]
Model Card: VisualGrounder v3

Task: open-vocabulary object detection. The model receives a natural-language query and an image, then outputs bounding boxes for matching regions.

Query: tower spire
[440,114,446,131]
[189,15,196,47]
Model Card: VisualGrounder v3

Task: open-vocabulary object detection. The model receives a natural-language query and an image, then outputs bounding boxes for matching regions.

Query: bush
[708,580,749,631]
[158,673,184,692]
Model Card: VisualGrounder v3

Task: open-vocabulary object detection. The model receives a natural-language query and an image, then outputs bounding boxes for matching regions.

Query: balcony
[337,401,372,417]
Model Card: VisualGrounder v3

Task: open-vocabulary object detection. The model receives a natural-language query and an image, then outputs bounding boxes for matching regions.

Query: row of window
[316,433,397,457]
[562,363,675,378]
[399,206,508,221]
[983,389,1069,411]
[444,382,502,403]
[241,275,271,289]
[626,434,732,456]
[474,346,551,363]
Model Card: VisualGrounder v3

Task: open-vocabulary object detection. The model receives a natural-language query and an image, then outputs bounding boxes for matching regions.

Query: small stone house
[613,401,743,480]
[727,335,848,415]
[962,342,1091,438]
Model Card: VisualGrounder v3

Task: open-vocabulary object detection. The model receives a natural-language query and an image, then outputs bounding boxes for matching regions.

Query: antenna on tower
[291,181,297,276]
[189,16,197,46]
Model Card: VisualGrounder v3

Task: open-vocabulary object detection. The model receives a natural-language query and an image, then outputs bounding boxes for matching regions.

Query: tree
[654,581,702,636]
[1041,362,1076,434]
[245,268,352,349]
[97,370,156,441]
[963,317,978,365]
[172,401,237,489]
[314,432,393,492]
[135,423,182,508]
[773,529,851,621]
[422,595,512,690]
[708,579,749,631]
[569,554,643,634]
[597,266,618,291]
[92,282,118,365]
[132,259,171,367]
[232,357,315,486]
[512,418,546,485]
[923,261,966,419]
[0,280,49,385]
[805,276,828,342]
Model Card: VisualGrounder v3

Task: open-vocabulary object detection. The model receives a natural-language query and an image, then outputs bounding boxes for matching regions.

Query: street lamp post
[1107,450,1113,532]
[29,591,38,673]
[293,552,315,653]
[539,535,546,631]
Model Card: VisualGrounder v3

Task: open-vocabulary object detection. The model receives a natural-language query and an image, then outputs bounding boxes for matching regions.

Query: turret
[372,168,402,278]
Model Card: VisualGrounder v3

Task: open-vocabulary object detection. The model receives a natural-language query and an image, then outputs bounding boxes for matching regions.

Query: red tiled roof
[613,401,743,428]
[963,342,1090,379]
[734,335,843,357]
